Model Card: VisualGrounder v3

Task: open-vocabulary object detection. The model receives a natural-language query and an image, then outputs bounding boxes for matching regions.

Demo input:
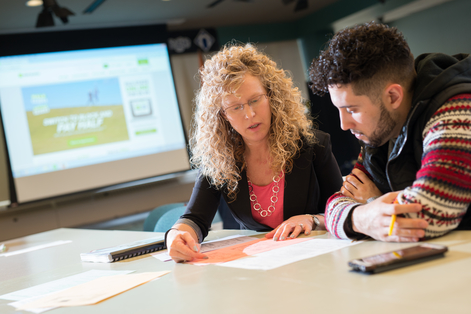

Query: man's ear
[384,84,403,109]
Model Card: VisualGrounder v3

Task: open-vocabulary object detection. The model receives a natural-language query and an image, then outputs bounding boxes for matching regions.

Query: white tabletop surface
[1,228,470,314]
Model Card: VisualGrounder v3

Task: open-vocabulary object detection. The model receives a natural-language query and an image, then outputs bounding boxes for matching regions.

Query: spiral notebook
[80,236,165,263]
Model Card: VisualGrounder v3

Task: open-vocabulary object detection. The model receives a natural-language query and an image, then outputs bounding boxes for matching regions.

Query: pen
[388,199,399,236]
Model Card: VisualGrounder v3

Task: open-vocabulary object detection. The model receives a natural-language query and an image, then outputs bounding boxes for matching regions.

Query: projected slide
[0,43,190,203]
[23,79,129,155]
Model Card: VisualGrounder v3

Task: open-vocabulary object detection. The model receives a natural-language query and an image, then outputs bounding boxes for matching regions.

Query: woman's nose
[244,104,255,118]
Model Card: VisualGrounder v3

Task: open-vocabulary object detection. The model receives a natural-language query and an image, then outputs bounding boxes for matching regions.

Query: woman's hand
[265,215,321,241]
[341,168,382,203]
[166,225,208,263]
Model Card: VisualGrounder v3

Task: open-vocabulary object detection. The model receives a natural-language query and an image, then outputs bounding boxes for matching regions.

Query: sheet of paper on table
[0,240,72,257]
[190,237,311,265]
[15,272,170,311]
[152,234,255,262]
[3,270,137,314]
[220,238,362,270]
[0,269,135,301]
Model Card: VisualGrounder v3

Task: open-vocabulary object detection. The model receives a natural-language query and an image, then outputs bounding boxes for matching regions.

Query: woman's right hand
[166,226,208,263]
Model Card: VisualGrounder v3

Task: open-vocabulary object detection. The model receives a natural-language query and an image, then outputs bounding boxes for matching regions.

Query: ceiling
[0,0,339,34]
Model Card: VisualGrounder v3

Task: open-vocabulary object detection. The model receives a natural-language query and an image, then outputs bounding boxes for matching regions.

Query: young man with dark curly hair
[309,22,471,242]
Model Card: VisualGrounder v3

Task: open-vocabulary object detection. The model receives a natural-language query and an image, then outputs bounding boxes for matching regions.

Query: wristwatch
[308,214,320,230]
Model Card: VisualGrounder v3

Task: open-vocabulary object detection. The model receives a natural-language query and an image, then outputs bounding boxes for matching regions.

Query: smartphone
[348,243,448,274]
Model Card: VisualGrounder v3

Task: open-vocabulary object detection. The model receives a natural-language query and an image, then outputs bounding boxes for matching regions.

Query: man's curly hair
[309,22,415,101]
[190,44,315,200]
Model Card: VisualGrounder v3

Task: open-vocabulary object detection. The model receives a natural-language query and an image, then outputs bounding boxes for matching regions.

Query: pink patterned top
[249,175,285,229]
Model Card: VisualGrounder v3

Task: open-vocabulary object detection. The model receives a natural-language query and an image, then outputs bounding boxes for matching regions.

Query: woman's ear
[384,84,403,110]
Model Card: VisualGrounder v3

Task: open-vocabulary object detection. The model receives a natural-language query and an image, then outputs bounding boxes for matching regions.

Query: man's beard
[364,101,397,148]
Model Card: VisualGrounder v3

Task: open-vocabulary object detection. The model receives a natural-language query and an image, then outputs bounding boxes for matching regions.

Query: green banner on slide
[27,105,129,155]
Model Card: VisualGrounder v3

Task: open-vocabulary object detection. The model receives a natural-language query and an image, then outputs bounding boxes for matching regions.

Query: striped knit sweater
[326,94,471,239]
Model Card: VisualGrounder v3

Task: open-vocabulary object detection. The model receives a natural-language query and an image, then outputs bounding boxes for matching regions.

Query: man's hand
[351,192,428,242]
[341,168,382,203]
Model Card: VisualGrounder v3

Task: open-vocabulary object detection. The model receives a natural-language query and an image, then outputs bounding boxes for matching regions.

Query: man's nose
[339,110,352,131]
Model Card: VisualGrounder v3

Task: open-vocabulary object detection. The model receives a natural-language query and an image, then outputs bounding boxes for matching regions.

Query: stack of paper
[0,270,169,313]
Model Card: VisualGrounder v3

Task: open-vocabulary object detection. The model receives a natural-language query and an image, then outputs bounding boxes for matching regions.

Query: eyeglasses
[222,94,267,118]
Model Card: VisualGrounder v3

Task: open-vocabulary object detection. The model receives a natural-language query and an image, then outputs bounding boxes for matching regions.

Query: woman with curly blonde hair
[166,44,342,263]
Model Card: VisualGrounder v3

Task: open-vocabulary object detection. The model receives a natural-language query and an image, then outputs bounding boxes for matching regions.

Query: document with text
[220,238,362,270]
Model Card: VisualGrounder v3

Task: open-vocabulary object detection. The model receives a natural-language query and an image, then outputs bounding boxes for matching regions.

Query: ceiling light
[26,0,43,7]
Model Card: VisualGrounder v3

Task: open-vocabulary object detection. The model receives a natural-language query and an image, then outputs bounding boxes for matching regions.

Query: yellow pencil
[392,251,401,259]
[388,214,396,236]
[388,199,399,236]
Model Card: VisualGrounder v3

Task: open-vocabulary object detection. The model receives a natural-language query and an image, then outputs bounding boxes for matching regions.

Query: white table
[1,228,470,313]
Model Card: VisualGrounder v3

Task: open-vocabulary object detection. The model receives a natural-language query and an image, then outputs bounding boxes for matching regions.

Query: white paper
[220,238,362,270]
[0,269,135,301]
[15,272,169,311]
[0,240,72,257]
[152,234,254,262]
[9,295,55,313]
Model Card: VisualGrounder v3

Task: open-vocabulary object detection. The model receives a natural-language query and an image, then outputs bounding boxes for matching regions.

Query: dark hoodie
[361,53,471,230]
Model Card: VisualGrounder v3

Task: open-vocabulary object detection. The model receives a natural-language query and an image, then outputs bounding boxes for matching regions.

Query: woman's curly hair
[190,43,315,200]
[309,22,415,101]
